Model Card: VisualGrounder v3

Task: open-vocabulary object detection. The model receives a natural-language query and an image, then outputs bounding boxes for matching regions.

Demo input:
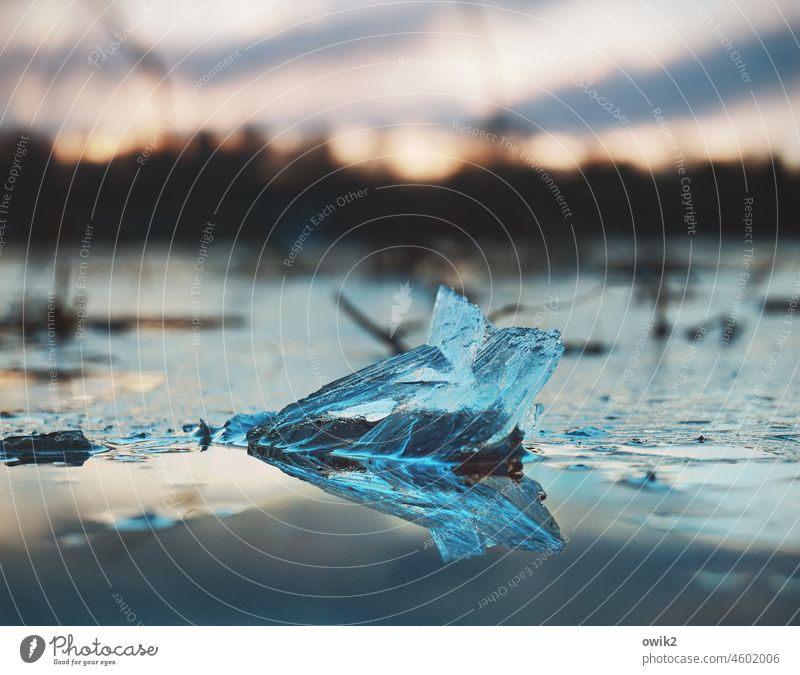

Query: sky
[1,0,798,177]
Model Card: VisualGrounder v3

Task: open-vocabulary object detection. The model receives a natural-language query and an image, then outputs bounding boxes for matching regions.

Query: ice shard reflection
[249,445,564,561]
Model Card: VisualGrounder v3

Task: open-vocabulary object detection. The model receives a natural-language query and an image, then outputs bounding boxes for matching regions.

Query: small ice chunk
[0,430,106,466]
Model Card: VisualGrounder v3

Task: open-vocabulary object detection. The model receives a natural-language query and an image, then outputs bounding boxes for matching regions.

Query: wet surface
[1,243,799,624]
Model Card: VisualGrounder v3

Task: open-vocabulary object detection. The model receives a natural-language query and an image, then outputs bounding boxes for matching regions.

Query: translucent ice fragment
[249,286,563,461]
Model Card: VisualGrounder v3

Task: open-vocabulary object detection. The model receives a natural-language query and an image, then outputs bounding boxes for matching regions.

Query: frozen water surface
[1,246,800,624]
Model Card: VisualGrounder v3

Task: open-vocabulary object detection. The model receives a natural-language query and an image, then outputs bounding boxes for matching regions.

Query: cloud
[0,0,796,168]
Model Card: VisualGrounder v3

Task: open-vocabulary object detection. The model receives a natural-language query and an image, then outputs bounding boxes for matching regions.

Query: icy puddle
[2,268,800,624]
[3,287,798,566]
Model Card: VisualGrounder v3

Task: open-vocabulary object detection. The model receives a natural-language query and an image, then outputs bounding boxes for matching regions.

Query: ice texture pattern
[244,286,565,560]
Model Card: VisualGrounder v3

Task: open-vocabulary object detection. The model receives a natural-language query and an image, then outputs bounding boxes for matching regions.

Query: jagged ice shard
[243,286,566,561]
[249,286,565,462]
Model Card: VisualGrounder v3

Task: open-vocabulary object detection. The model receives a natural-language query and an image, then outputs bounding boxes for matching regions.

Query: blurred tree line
[0,129,795,256]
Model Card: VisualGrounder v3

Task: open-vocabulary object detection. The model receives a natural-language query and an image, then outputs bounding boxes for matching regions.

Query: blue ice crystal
[249,286,564,462]
[243,286,566,561]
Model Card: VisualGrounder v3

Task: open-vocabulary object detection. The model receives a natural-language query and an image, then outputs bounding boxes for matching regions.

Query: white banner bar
[1,626,798,674]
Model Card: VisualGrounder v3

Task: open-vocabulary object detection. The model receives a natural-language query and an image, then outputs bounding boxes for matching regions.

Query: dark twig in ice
[335,291,409,354]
